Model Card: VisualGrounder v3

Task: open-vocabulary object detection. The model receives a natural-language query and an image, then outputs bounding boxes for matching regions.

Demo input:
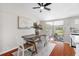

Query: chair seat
[20,42,34,49]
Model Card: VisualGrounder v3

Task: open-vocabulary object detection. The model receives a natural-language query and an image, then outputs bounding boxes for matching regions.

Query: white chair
[17,39,35,56]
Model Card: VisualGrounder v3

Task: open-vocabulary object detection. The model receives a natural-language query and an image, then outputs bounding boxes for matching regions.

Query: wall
[63,18,72,43]
[0,11,39,54]
[0,13,3,53]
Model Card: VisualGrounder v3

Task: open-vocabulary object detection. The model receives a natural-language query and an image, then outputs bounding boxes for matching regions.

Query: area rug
[35,42,56,56]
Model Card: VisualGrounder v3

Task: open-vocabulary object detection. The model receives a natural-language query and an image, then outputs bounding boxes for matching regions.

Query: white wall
[63,18,72,43]
[0,13,3,53]
[0,11,39,54]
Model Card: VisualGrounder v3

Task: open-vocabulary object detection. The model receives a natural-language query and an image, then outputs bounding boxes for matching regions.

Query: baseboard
[0,47,18,56]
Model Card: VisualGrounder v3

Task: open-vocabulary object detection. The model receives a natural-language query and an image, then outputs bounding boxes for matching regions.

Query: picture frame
[17,16,32,29]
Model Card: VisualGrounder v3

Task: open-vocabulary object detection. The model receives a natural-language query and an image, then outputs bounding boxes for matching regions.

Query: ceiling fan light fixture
[40,6,44,10]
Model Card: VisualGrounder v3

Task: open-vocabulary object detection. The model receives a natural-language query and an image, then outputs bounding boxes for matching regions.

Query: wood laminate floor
[50,41,75,56]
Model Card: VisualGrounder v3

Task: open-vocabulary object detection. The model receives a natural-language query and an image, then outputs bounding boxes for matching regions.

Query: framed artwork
[17,16,32,29]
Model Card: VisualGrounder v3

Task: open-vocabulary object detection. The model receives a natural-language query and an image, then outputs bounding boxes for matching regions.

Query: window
[53,20,64,26]
[46,22,53,25]
[46,20,64,26]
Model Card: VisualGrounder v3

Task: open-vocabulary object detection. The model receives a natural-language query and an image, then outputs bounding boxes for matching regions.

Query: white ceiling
[0,3,79,21]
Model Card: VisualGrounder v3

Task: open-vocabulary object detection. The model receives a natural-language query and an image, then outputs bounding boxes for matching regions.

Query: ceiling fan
[33,3,51,12]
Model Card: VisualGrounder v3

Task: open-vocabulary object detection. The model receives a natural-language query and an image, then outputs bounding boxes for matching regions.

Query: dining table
[22,34,47,54]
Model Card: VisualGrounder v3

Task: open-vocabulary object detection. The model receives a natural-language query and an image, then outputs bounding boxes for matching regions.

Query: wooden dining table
[22,34,47,54]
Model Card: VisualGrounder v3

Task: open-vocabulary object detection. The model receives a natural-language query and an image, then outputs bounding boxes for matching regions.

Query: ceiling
[0,3,79,21]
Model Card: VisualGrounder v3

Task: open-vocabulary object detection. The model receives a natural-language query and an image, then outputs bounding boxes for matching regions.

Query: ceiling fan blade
[44,3,51,6]
[44,7,51,11]
[38,3,42,6]
[33,7,40,9]
[41,3,43,6]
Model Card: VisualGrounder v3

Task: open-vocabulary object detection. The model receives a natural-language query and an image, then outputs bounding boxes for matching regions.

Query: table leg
[44,35,47,47]
[33,41,38,54]
[28,41,38,54]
